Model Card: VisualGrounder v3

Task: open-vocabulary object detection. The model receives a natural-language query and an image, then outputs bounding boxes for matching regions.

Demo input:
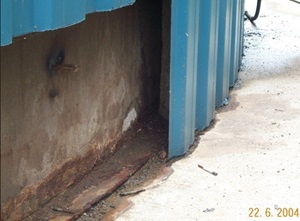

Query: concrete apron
[115,1,300,220]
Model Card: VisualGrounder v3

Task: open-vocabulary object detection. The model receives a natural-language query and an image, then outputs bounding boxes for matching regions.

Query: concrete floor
[115,0,300,220]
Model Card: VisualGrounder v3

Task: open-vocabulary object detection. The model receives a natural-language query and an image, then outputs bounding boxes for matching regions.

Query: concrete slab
[115,1,300,220]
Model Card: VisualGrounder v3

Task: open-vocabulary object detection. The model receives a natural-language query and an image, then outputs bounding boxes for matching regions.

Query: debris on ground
[203,208,215,213]
[120,189,146,197]
[198,164,218,176]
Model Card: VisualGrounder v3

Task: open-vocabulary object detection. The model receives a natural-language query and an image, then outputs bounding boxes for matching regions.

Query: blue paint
[216,0,232,107]
[1,0,12,46]
[96,0,135,11]
[169,0,200,158]
[169,0,244,158]
[239,0,245,67]
[229,0,237,87]
[229,0,243,87]
[196,0,219,130]
[229,0,244,86]
[1,0,135,46]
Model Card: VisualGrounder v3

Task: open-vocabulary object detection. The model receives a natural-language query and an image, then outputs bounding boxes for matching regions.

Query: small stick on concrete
[52,207,76,214]
[198,164,218,176]
[120,189,146,197]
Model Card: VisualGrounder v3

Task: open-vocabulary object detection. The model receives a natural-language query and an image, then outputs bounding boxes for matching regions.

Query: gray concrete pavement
[115,0,300,220]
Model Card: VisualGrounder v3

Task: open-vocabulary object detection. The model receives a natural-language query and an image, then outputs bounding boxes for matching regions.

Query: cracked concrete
[115,0,300,220]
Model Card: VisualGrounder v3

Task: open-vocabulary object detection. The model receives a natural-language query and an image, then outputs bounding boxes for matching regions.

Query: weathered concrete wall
[159,0,171,119]
[0,0,162,220]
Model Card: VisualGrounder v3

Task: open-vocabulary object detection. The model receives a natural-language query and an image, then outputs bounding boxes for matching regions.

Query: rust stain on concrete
[1,144,117,221]
[48,155,151,221]
[70,168,134,211]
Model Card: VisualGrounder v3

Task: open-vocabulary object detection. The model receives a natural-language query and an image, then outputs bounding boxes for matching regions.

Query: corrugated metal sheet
[239,0,245,68]
[169,0,200,157]
[216,0,232,107]
[229,0,243,86]
[169,0,244,158]
[196,0,219,130]
[1,0,135,46]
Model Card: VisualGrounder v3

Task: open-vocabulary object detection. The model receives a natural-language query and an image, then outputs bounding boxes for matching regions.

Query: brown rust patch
[19,114,167,221]
[48,156,151,221]
[2,113,165,221]
[1,140,119,221]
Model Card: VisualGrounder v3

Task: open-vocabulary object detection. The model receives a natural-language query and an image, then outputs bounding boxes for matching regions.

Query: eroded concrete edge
[1,140,119,221]
[48,155,152,221]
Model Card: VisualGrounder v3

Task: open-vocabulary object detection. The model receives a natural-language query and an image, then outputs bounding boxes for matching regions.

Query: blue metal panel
[12,0,34,37]
[95,0,135,12]
[216,0,232,107]
[196,0,219,130]
[1,0,12,45]
[230,0,246,89]
[169,0,200,158]
[229,0,238,86]
[52,0,86,28]
[238,0,245,67]
[33,1,53,30]
[1,0,135,46]
[86,1,97,14]
[168,0,245,158]
[33,0,86,31]
[229,0,243,86]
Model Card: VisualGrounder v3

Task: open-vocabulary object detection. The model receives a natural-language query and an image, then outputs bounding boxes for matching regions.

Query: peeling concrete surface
[115,0,300,220]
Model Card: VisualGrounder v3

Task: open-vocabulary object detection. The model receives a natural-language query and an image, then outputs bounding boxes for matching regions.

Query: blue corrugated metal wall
[216,0,232,107]
[239,0,245,68]
[169,0,244,158]
[229,0,243,87]
[196,0,219,130]
[169,0,200,157]
[1,0,135,46]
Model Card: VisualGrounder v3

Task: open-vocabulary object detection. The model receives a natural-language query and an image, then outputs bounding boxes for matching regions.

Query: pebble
[158,150,167,159]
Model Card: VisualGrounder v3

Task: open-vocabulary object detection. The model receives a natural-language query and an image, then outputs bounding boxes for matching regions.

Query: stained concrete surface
[115,1,300,220]
[1,0,163,219]
[23,113,168,221]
